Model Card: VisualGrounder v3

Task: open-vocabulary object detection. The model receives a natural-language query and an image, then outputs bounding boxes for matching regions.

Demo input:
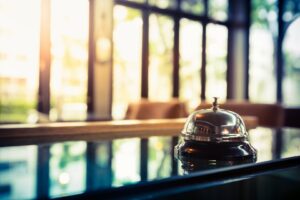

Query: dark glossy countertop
[0,127,300,199]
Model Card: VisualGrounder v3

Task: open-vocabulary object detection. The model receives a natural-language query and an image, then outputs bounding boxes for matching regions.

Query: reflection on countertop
[0,128,300,199]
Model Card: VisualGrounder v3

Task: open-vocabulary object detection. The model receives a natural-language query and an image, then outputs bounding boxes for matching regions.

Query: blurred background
[0,0,299,123]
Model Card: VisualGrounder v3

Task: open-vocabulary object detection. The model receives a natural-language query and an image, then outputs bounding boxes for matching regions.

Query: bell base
[175,140,257,162]
[175,140,257,173]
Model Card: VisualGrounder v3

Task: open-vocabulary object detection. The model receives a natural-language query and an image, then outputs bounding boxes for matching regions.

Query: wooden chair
[195,100,284,128]
[125,99,189,120]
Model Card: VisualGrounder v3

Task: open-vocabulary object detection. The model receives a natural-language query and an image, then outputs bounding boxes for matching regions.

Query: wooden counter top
[0,117,258,146]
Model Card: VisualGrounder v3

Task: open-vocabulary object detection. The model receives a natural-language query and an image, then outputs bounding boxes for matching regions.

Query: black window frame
[34,0,300,120]
[36,0,249,118]
[114,0,234,101]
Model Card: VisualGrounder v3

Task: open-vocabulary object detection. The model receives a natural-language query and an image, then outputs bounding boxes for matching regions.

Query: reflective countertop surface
[0,127,300,199]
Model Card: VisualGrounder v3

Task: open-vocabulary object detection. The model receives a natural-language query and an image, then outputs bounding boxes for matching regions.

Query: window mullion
[276,0,284,103]
[87,0,95,114]
[173,15,180,98]
[141,9,149,98]
[38,0,51,115]
[201,23,207,101]
[201,0,208,100]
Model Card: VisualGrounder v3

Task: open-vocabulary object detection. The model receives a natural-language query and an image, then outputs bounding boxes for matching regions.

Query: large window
[1,0,300,124]
[112,0,230,118]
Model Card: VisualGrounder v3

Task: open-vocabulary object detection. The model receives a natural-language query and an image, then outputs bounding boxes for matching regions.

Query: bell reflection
[177,155,256,174]
[175,142,257,174]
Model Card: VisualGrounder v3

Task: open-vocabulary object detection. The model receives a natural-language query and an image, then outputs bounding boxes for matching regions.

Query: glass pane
[249,0,277,103]
[112,139,140,186]
[179,19,202,110]
[148,0,177,9]
[181,0,204,15]
[281,128,300,157]
[0,146,37,199]
[249,29,276,103]
[112,6,142,120]
[127,0,145,2]
[206,24,227,101]
[49,142,87,198]
[209,0,228,21]
[50,0,89,121]
[148,137,172,180]
[149,14,174,101]
[283,17,300,106]
[0,0,40,123]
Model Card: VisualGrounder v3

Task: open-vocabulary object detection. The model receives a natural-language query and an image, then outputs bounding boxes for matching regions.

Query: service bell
[175,97,257,169]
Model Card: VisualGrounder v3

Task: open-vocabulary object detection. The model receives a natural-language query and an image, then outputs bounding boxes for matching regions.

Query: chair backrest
[125,99,188,120]
[195,101,284,128]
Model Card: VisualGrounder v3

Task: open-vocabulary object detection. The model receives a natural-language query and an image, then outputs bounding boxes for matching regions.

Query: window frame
[114,0,233,102]
[3,0,297,121]
[36,0,249,119]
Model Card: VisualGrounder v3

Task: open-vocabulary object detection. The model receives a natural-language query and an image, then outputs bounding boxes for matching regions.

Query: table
[0,120,299,199]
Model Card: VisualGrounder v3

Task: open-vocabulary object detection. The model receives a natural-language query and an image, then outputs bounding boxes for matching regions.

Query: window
[282,0,300,107]
[50,0,89,121]
[206,23,228,101]
[209,0,228,21]
[148,14,174,101]
[181,0,205,15]
[2,0,299,124]
[283,18,300,106]
[249,0,277,103]
[0,0,40,123]
[179,19,202,110]
[113,0,230,118]
[250,0,300,106]
[112,6,142,119]
[0,0,89,123]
